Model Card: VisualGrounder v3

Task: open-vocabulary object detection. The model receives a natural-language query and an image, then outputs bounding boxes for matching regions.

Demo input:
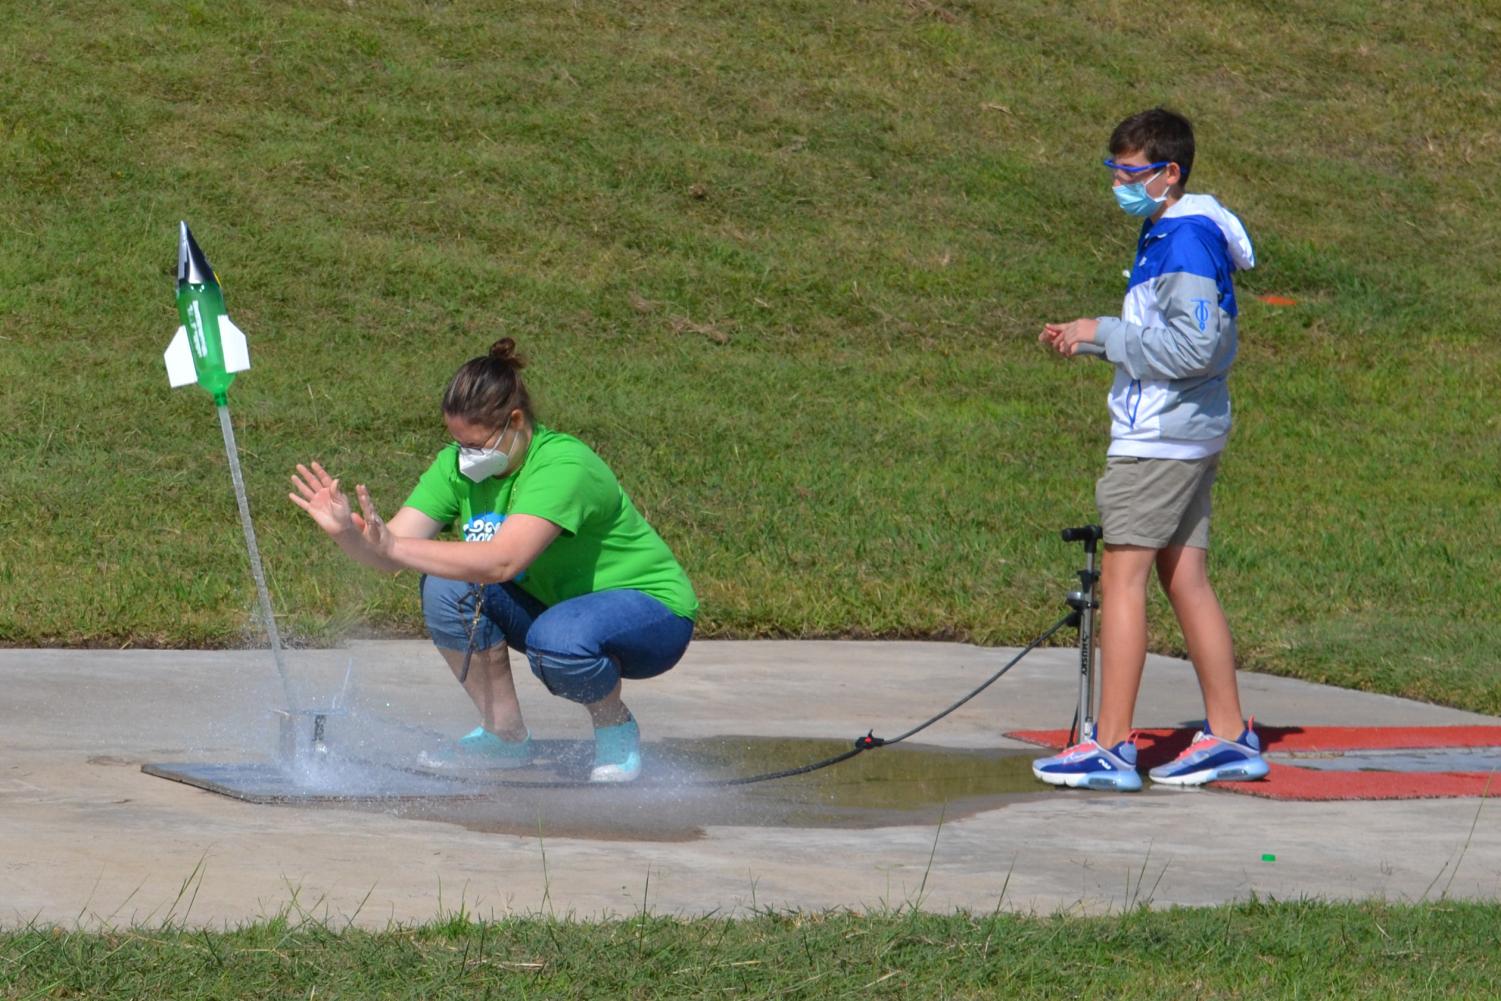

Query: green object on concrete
[1262,853,1277,862]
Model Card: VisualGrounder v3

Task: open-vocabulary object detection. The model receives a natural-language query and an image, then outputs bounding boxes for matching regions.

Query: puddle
[1268,747,1501,773]
[388,736,1050,841]
[146,736,1051,842]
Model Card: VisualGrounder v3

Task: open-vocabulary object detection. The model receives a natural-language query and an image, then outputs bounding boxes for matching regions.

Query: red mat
[1007,726,1501,801]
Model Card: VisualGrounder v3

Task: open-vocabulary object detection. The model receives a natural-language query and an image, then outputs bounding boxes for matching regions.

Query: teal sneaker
[590,718,642,783]
[419,726,534,771]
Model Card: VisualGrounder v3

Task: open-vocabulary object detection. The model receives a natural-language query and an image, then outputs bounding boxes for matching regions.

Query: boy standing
[1033,108,1267,791]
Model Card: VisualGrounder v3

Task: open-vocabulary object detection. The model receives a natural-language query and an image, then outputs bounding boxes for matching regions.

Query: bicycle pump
[1060,524,1103,745]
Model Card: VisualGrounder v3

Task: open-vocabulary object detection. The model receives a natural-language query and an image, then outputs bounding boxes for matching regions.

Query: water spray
[164,221,307,740]
[273,658,357,771]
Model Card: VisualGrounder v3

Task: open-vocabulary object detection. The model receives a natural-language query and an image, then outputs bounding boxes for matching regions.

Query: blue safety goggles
[1102,157,1171,177]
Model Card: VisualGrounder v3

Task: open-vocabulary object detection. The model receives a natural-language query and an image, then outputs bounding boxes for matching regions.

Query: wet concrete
[147,737,1051,841]
[3,640,1500,925]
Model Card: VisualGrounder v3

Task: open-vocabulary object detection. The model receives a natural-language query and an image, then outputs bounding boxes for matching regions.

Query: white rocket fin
[219,315,251,373]
[165,325,197,388]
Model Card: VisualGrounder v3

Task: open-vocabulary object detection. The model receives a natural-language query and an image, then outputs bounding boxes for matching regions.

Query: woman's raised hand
[353,482,395,559]
[288,462,358,538]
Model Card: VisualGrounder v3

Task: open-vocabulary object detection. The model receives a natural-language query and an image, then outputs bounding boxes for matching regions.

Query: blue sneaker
[590,718,642,783]
[1032,732,1142,791]
[418,726,534,771]
[1148,718,1270,786]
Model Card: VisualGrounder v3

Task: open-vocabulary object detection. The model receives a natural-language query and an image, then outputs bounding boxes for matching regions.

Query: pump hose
[704,609,1075,787]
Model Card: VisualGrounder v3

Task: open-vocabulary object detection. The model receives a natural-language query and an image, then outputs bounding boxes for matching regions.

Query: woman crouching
[289,338,696,782]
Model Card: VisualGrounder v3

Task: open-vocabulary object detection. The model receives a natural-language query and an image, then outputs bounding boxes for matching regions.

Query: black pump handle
[1060,524,1104,543]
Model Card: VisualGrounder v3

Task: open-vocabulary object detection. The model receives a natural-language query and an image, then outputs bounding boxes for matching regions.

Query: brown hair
[442,338,533,427]
[1109,107,1195,186]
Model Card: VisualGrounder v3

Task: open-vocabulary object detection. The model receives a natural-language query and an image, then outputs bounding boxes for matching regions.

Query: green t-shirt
[402,425,697,620]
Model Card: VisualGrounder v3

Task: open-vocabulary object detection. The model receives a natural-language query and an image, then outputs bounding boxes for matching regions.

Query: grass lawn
[4,901,1500,999]
[0,0,1497,723]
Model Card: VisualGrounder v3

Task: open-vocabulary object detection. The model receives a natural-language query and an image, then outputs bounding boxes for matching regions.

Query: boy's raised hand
[1040,318,1100,357]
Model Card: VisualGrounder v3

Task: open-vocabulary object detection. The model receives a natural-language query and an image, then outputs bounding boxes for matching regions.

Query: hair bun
[488,337,525,369]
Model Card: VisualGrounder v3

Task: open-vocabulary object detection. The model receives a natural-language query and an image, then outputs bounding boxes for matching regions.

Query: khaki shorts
[1096,454,1219,549]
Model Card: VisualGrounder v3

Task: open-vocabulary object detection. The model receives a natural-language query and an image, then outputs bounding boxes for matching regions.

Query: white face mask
[457,422,522,482]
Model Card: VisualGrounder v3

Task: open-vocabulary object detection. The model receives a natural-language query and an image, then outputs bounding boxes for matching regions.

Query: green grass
[1,0,1498,713]
[3,901,1499,999]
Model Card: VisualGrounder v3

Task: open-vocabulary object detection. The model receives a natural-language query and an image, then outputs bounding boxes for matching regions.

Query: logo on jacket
[1192,298,1211,332]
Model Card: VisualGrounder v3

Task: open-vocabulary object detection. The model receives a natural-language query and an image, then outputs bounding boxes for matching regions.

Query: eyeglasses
[454,415,516,452]
[456,427,503,452]
[1102,157,1170,179]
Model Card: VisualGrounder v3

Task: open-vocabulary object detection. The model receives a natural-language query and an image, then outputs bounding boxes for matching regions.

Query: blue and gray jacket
[1092,193,1255,459]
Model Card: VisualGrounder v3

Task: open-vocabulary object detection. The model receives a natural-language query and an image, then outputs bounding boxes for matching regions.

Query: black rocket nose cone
[177,221,217,287]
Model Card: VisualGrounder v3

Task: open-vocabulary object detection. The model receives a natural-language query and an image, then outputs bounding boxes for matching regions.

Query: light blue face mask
[1113,170,1166,217]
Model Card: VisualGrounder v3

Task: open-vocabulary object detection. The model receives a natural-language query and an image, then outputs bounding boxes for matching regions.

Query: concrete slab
[2,640,1498,927]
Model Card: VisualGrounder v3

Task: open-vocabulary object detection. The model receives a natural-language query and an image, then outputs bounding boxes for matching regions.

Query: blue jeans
[420,576,694,705]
